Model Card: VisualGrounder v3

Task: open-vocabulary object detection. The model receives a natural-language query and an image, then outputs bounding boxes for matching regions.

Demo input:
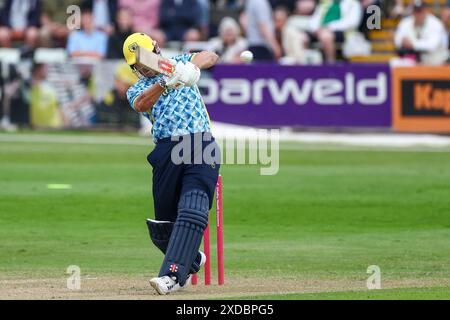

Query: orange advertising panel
[392,67,450,133]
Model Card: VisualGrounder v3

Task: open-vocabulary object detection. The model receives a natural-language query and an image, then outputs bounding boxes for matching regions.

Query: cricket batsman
[123,33,221,295]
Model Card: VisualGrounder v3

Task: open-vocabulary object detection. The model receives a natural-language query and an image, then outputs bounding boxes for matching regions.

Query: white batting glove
[162,73,182,89]
[174,61,201,87]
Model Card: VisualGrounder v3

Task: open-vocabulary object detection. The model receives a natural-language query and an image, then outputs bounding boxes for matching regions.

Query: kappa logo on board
[393,67,450,133]
[413,83,450,116]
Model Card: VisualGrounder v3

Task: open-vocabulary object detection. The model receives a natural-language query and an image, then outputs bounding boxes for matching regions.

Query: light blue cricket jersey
[126,53,211,142]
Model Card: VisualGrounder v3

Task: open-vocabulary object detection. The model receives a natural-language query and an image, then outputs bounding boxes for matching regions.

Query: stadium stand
[0,0,449,131]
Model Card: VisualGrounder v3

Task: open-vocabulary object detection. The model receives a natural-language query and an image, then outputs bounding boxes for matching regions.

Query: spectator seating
[351,1,449,63]
[0,0,448,65]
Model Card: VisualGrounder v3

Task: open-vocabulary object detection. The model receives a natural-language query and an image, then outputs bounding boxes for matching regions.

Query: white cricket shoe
[150,251,208,295]
[150,276,180,295]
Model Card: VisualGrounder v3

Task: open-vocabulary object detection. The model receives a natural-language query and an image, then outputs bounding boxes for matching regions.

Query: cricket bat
[136,46,175,77]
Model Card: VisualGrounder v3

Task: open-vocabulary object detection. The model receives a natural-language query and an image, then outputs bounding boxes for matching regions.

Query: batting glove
[175,61,201,87]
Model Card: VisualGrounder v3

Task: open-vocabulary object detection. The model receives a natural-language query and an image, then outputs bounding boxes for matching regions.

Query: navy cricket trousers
[147,132,221,222]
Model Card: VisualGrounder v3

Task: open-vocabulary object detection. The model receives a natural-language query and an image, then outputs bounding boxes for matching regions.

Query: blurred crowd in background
[0,0,449,132]
[0,0,449,63]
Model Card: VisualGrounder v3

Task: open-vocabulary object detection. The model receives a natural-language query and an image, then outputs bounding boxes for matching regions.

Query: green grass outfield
[228,286,450,300]
[1,132,450,299]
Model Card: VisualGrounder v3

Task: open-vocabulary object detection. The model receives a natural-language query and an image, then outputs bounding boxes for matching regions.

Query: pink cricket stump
[192,175,223,286]
[203,222,211,285]
[216,175,224,285]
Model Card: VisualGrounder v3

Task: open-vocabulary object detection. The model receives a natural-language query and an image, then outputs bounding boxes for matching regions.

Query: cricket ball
[240,50,254,63]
